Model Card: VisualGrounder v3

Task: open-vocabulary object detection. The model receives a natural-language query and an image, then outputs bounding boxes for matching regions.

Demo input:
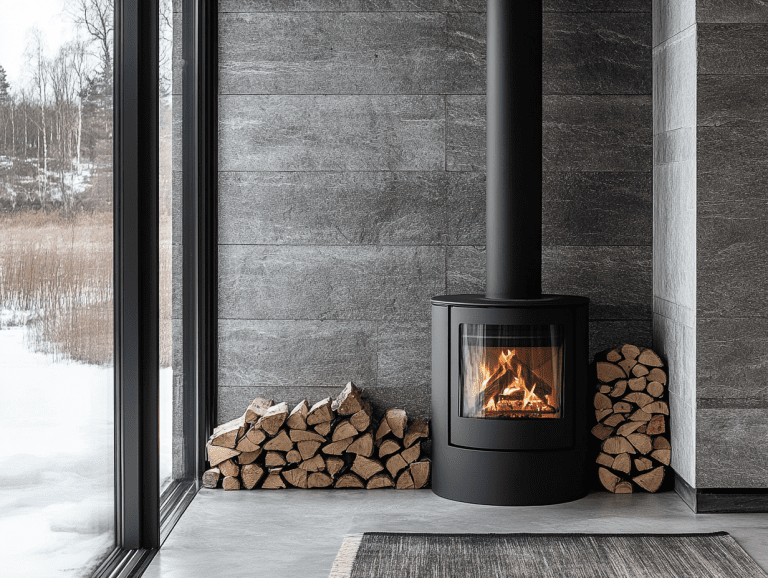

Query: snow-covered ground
[0,327,173,577]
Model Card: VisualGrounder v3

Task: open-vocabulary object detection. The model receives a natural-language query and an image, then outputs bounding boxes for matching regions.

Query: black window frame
[93,0,218,575]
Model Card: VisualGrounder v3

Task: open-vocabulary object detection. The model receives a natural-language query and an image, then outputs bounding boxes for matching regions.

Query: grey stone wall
[217,0,653,423]
[654,0,768,489]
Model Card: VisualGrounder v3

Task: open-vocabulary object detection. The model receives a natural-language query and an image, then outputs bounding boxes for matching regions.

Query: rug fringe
[329,533,364,578]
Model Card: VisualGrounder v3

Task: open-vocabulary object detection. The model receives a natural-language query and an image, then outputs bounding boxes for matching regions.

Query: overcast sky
[0,0,77,89]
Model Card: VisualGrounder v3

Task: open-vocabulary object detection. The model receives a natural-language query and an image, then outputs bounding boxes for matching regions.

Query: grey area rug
[329,532,768,578]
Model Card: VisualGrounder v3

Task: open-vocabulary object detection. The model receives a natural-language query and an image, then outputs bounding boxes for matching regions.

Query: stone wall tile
[219,95,445,172]
[698,24,768,74]
[698,0,768,22]
[446,95,485,172]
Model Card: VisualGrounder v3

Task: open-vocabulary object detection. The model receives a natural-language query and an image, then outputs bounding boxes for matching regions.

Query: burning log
[591,345,670,493]
[477,351,554,411]
[203,384,431,491]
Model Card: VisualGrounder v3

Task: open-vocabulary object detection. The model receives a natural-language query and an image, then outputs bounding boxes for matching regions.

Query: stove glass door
[460,324,564,419]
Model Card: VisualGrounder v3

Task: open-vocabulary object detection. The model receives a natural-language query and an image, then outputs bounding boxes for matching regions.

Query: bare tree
[25,28,50,202]
[67,0,114,80]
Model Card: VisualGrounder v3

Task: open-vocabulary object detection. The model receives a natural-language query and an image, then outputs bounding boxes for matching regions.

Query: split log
[599,468,621,492]
[647,415,666,435]
[299,455,326,472]
[599,385,612,394]
[591,423,614,441]
[378,439,401,459]
[218,459,240,478]
[245,397,273,424]
[245,425,267,446]
[264,430,294,452]
[628,377,647,392]
[634,467,664,492]
[235,436,261,453]
[206,442,241,467]
[642,401,669,415]
[634,457,653,472]
[612,453,631,475]
[616,421,643,437]
[606,349,622,362]
[594,393,613,410]
[624,392,653,407]
[629,408,652,422]
[647,368,667,384]
[259,403,289,436]
[609,380,628,397]
[404,419,429,448]
[326,456,345,478]
[265,452,287,467]
[238,450,262,465]
[638,349,663,367]
[283,468,308,489]
[347,432,374,458]
[336,473,365,488]
[289,429,326,443]
[385,454,408,478]
[297,440,322,461]
[401,443,421,465]
[631,364,649,377]
[262,469,286,489]
[332,420,358,442]
[597,362,626,383]
[603,437,637,455]
[241,464,265,489]
[604,414,624,427]
[651,449,671,466]
[596,453,614,468]
[613,402,632,413]
[410,460,431,489]
[367,473,395,489]
[596,409,613,421]
[385,409,408,439]
[350,401,372,432]
[286,400,309,431]
[621,344,640,360]
[647,381,664,398]
[615,481,633,494]
[375,419,391,441]
[307,472,333,488]
[333,382,364,416]
[202,468,220,489]
[307,398,334,426]
[653,436,670,450]
[396,471,415,490]
[627,433,653,455]
[314,422,332,437]
[351,456,384,480]
[322,437,354,456]
[223,476,241,491]
[211,415,247,448]
[286,449,302,464]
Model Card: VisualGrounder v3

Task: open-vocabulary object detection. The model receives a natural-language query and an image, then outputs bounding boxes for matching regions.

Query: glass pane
[159,0,179,495]
[0,1,115,575]
[460,324,564,419]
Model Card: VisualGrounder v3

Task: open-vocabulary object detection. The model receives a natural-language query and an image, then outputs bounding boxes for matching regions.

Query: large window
[0,1,115,575]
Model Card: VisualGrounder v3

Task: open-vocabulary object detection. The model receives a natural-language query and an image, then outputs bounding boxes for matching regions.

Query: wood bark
[245,397,274,424]
[385,409,408,439]
[410,460,431,489]
[206,442,241,467]
[202,468,220,489]
[333,382,364,416]
[404,419,429,448]
[307,398,334,426]
[259,403,289,436]
[286,400,309,430]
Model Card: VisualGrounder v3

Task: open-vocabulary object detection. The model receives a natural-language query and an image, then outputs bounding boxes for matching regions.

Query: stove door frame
[449,306,575,451]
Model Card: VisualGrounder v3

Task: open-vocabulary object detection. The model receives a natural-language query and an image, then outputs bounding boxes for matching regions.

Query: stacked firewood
[591,344,670,494]
[203,383,431,491]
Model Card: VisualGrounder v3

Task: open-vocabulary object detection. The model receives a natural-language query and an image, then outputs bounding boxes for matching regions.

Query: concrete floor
[144,489,768,578]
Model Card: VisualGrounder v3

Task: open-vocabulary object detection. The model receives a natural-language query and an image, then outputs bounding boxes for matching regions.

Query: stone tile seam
[216,92,653,96]
[217,11,650,15]
[216,170,652,174]
[216,243,655,248]
[217,317,652,322]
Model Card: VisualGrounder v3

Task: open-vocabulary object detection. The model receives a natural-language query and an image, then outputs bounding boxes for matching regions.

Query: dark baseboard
[675,473,768,513]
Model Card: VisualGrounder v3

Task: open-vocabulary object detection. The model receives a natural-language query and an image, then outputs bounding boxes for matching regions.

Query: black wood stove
[431,0,589,506]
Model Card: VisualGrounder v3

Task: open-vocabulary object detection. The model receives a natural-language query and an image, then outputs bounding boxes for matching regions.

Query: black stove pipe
[486,0,543,301]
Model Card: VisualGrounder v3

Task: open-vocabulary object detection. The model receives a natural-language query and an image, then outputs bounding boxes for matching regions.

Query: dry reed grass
[0,209,173,367]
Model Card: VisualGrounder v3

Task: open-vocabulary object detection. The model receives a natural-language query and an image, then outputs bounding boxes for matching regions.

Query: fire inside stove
[460,324,563,419]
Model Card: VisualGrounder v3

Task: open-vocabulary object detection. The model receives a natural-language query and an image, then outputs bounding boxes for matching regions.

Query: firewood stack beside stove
[591,344,670,494]
[203,383,431,491]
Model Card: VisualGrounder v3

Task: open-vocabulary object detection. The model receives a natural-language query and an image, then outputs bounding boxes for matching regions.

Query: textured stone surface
[698,318,768,401]
[219,13,450,95]
[698,0,768,22]
[698,409,768,487]
[653,25,696,134]
[543,13,652,95]
[544,95,652,172]
[445,95,485,172]
[698,24,768,74]
[589,320,653,361]
[446,12,485,94]
[698,75,768,128]
[218,0,485,11]
[546,0,651,11]
[219,172,447,245]
[377,321,430,391]
[653,0,695,47]
[219,95,445,172]
[698,126,768,203]
[219,245,445,321]
[218,320,377,387]
[446,245,652,320]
